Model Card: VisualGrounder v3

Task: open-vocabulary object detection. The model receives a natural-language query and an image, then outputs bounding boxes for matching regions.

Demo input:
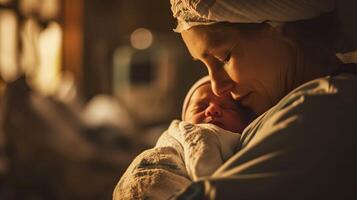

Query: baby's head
[182,76,249,133]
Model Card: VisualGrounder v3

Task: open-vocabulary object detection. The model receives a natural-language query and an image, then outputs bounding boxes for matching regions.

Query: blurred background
[0,0,206,199]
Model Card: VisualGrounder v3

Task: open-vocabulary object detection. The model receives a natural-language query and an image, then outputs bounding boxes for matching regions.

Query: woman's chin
[241,94,273,117]
[254,102,273,116]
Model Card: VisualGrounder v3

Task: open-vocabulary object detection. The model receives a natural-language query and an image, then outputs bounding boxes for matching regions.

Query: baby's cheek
[187,114,205,124]
[184,112,195,123]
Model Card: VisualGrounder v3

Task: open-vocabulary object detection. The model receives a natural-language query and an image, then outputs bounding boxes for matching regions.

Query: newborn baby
[173,76,250,180]
[113,76,251,200]
[182,76,249,133]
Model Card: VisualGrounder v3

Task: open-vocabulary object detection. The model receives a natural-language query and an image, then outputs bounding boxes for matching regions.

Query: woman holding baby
[114,1,357,199]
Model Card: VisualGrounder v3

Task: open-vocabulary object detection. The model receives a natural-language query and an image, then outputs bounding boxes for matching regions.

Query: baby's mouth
[205,118,223,127]
[211,121,223,127]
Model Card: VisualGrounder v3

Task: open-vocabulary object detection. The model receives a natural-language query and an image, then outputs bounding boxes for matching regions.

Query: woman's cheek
[230,53,257,84]
[227,58,242,83]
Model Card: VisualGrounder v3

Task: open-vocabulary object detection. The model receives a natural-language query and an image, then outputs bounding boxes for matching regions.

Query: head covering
[182,76,210,120]
[171,0,334,32]
[171,0,357,53]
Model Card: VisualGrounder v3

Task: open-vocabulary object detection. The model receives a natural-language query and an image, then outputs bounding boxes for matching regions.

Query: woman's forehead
[181,26,235,59]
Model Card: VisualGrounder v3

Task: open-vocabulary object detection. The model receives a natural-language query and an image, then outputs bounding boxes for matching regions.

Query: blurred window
[129,51,155,85]
[20,18,40,76]
[0,0,62,95]
[0,0,11,5]
[0,9,18,82]
[32,22,62,95]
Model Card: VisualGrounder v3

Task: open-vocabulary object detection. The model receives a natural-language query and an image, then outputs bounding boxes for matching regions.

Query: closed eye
[190,103,208,113]
[223,52,231,64]
[222,43,238,64]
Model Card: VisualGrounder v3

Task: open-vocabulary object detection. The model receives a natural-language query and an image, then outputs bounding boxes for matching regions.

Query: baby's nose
[205,103,222,117]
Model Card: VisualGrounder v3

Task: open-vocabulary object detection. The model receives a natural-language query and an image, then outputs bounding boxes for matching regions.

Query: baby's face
[184,84,248,133]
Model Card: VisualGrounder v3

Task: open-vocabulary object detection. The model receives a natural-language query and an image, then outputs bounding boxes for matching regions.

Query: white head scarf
[171,0,334,32]
[171,0,357,53]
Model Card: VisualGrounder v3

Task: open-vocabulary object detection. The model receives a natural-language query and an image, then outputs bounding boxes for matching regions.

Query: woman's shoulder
[241,73,357,147]
[272,72,357,114]
[293,73,357,98]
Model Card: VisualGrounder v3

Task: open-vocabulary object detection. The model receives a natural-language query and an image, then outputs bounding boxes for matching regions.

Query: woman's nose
[210,70,235,96]
[205,103,222,118]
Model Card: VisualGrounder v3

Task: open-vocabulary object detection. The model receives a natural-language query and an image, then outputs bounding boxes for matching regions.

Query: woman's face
[181,23,295,116]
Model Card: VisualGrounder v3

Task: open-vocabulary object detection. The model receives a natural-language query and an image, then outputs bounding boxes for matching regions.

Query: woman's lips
[241,92,252,103]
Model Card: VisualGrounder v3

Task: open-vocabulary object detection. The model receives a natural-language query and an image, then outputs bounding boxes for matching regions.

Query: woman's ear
[267,22,296,47]
[267,22,285,34]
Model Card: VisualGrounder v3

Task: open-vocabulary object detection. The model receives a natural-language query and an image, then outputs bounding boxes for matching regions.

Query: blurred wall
[82,0,206,119]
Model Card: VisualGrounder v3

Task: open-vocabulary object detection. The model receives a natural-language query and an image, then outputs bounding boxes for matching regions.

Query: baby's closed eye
[190,102,208,112]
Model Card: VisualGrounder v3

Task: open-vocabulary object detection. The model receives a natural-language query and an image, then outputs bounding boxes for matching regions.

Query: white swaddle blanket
[113,120,240,200]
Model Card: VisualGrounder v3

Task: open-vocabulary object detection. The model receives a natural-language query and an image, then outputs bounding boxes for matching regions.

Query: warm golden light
[39,0,59,20]
[0,10,18,82]
[20,18,41,76]
[130,28,153,50]
[0,0,11,5]
[32,22,62,95]
[19,0,40,16]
